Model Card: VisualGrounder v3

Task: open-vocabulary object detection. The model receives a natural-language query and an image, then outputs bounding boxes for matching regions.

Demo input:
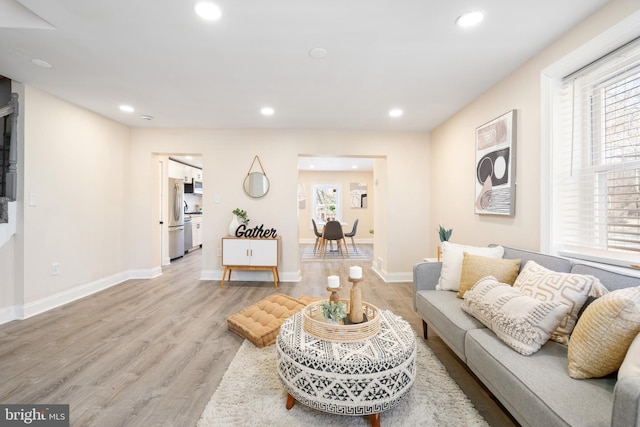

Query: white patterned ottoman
[276,310,416,427]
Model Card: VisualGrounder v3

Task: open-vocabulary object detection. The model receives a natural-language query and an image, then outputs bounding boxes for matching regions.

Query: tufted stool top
[227,293,306,348]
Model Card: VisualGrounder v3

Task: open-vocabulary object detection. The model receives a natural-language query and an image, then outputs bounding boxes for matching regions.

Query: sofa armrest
[413,261,442,311]
[612,376,640,427]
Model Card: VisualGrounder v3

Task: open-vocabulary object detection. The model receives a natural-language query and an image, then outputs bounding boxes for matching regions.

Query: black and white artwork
[475,110,516,216]
[350,183,367,208]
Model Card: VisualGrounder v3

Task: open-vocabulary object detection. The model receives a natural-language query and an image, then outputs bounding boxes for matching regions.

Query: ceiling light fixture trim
[309,48,328,59]
[195,1,222,21]
[261,107,275,116]
[389,108,403,118]
[456,11,485,28]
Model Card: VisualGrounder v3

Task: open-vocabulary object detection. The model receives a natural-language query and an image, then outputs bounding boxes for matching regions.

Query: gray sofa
[413,245,640,427]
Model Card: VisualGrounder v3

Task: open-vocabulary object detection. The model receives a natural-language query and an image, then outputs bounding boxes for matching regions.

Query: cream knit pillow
[462,277,570,356]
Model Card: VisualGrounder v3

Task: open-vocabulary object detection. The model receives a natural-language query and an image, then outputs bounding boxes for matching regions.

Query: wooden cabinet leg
[286,393,296,410]
[369,413,380,427]
[422,320,428,339]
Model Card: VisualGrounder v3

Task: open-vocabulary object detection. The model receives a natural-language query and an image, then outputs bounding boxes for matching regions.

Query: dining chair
[320,220,350,257]
[344,218,359,253]
[311,219,324,254]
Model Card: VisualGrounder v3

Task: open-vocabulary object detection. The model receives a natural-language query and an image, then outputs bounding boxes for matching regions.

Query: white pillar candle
[327,275,340,288]
[349,266,362,279]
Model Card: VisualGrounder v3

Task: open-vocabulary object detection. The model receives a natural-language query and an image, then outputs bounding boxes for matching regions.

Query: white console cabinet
[221,236,280,288]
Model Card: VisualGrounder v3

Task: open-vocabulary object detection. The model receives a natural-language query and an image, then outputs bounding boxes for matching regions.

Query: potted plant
[321,300,347,324]
[232,208,250,225]
[437,225,453,261]
[229,208,250,235]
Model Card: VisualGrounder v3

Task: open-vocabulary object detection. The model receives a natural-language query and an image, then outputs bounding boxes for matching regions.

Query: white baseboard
[0,305,18,325]
[2,267,164,325]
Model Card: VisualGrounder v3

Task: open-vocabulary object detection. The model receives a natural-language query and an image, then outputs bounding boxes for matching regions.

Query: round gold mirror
[243,172,270,198]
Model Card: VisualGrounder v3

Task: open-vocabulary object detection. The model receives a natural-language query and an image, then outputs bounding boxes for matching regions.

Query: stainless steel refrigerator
[168,178,185,260]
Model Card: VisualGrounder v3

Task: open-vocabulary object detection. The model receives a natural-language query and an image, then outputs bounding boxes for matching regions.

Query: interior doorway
[296,155,378,252]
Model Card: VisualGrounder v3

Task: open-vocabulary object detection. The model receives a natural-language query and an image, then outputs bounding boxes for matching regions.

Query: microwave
[184,181,203,194]
[193,180,203,194]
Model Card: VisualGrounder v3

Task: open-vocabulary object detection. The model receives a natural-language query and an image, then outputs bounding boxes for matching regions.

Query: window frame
[543,33,640,271]
[310,183,342,226]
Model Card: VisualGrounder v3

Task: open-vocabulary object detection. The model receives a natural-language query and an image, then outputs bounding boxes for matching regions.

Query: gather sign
[234,223,278,238]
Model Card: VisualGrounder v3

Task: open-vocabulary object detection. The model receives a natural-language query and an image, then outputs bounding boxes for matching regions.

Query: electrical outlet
[52,263,60,276]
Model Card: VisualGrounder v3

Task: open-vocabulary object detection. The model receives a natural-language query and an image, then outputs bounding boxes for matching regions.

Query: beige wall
[297,170,374,243]
[128,129,429,282]
[428,0,640,256]
[18,86,131,312]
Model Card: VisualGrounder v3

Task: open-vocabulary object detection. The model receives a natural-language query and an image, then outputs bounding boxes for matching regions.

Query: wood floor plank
[0,245,518,427]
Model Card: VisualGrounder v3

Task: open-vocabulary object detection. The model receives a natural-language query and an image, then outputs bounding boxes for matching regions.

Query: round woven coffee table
[276,309,416,427]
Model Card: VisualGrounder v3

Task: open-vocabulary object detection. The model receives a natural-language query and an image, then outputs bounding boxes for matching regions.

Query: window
[311,183,341,224]
[551,40,640,267]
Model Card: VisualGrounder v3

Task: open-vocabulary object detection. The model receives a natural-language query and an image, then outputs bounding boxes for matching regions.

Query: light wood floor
[0,246,518,427]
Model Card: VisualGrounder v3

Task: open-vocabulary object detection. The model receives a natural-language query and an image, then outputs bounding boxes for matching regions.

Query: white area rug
[197,338,489,427]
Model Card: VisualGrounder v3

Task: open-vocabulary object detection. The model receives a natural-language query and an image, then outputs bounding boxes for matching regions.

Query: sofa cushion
[513,260,605,345]
[462,277,570,356]
[457,253,521,298]
[415,289,485,362]
[619,332,640,380]
[568,286,640,379]
[436,242,504,291]
[465,328,616,427]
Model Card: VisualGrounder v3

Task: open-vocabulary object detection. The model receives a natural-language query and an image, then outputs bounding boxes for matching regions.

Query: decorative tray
[302,299,380,342]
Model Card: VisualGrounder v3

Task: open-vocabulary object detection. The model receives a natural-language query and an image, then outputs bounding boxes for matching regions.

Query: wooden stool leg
[369,413,380,427]
[286,393,296,410]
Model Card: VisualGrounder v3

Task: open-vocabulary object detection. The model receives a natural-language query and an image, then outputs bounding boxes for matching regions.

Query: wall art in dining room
[350,182,368,208]
[475,110,516,216]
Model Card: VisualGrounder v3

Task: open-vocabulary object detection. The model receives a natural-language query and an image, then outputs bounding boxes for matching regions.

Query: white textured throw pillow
[513,260,605,345]
[436,242,504,291]
[462,277,571,356]
[619,332,640,379]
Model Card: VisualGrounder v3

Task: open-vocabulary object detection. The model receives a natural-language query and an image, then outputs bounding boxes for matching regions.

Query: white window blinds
[553,40,640,267]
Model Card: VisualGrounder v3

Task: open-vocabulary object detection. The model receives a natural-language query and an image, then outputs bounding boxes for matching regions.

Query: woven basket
[302,299,380,342]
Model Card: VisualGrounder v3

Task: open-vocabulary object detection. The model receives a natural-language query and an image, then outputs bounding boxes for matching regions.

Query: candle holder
[326,286,342,304]
[348,277,364,323]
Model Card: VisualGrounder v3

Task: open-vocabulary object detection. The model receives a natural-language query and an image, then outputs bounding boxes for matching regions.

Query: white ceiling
[0,0,608,132]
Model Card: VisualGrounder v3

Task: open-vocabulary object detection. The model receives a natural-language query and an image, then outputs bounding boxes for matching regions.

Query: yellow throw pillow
[568,286,640,379]
[456,253,521,298]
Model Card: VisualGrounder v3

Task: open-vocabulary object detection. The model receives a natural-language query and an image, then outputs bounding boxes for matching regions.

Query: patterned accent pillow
[436,242,504,291]
[462,277,570,356]
[456,253,521,298]
[619,332,640,380]
[568,286,640,379]
[513,260,604,345]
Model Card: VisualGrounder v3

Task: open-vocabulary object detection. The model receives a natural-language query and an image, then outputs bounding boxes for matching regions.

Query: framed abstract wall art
[475,110,516,216]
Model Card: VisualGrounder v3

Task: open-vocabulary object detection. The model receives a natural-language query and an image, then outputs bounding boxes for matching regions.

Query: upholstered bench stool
[227,293,307,348]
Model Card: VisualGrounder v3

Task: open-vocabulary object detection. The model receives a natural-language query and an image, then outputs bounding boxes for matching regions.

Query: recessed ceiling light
[261,107,275,116]
[31,58,52,68]
[309,165,315,169]
[119,105,134,113]
[352,165,358,169]
[389,108,403,118]
[309,48,328,59]
[141,114,153,120]
[195,1,222,21]
[456,11,484,28]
